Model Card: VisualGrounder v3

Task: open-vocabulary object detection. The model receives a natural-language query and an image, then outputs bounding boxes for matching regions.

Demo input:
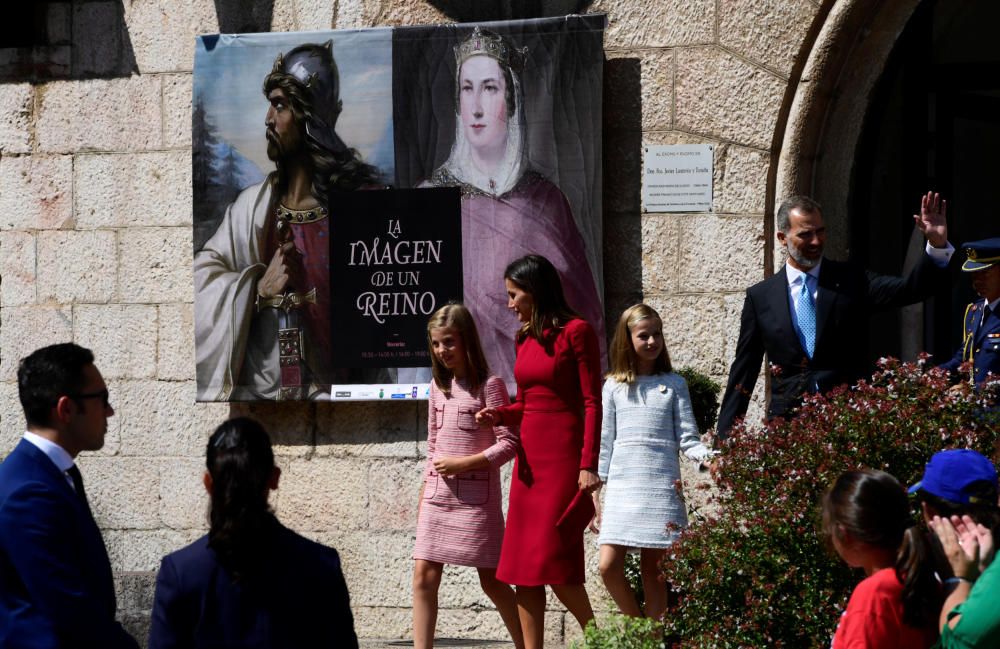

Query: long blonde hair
[426,303,490,395]
[607,304,672,383]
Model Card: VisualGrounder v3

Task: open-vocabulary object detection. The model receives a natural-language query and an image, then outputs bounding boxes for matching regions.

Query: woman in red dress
[477,254,602,647]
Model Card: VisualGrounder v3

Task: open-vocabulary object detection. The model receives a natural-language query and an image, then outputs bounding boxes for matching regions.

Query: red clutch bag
[556,489,595,534]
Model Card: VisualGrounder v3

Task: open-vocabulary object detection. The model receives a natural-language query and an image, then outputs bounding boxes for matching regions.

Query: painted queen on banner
[192,15,606,401]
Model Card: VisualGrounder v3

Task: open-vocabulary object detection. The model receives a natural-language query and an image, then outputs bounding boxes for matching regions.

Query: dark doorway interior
[851,0,1000,367]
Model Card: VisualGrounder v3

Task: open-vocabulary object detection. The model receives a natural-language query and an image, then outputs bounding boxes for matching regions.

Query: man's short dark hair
[18,343,95,428]
[777,195,823,233]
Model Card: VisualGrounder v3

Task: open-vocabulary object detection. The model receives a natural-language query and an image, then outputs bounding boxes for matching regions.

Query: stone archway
[772,0,923,267]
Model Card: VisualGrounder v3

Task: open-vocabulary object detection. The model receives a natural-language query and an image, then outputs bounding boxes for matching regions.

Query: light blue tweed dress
[597,372,711,548]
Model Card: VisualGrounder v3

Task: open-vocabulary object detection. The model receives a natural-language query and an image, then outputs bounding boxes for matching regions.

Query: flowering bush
[575,614,666,649]
[676,367,721,435]
[660,357,1000,648]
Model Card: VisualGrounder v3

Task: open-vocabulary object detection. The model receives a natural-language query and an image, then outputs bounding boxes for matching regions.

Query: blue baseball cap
[960,238,1000,272]
[908,449,999,505]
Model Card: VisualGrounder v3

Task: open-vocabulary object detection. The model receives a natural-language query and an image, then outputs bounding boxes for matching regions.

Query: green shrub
[676,366,721,435]
[660,357,1000,648]
[574,614,666,649]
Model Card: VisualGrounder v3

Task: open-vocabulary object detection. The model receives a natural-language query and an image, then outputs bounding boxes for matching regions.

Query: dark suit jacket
[148,517,358,649]
[940,299,1000,386]
[717,254,949,439]
[0,439,138,649]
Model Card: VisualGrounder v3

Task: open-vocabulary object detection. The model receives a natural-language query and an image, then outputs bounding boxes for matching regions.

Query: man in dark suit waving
[0,343,138,649]
[716,193,953,440]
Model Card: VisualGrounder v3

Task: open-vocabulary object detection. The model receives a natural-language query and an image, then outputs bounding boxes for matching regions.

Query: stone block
[603,129,641,214]
[280,456,370,532]
[646,293,729,376]
[596,0,715,48]
[162,74,192,148]
[719,0,818,78]
[603,212,642,297]
[75,151,192,228]
[333,0,364,28]
[72,1,127,77]
[157,303,195,380]
[0,154,73,230]
[0,305,73,381]
[352,606,411,640]
[118,227,193,303]
[638,49,674,133]
[159,457,210,530]
[77,456,161,530]
[641,213,680,294]
[715,144,770,214]
[46,2,72,44]
[0,382,23,456]
[366,458,421,531]
[0,84,32,154]
[316,401,421,458]
[122,0,218,73]
[228,401,315,455]
[35,77,162,153]
[104,528,203,572]
[353,531,417,607]
[675,214,765,293]
[115,570,158,612]
[114,380,225,457]
[364,1,449,26]
[675,47,785,150]
[36,230,117,304]
[73,304,158,380]
[290,0,337,30]
[604,53,642,133]
[0,231,36,306]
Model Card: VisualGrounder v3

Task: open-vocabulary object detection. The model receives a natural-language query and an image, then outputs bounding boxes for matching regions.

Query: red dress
[494,319,602,585]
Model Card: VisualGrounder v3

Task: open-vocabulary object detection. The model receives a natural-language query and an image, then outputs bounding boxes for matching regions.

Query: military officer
[939,238,1000,387]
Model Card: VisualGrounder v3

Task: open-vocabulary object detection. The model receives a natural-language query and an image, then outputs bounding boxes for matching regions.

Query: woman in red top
[477,254,602,648]
[821,470,940,648]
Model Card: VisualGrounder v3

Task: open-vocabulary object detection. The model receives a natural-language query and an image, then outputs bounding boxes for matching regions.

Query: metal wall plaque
[641,144,713,212]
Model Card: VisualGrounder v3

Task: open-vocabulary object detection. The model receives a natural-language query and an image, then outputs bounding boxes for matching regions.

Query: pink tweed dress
[413,376,519,567]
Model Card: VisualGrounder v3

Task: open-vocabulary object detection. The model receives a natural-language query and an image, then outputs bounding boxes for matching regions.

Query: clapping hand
[931,514,993,580]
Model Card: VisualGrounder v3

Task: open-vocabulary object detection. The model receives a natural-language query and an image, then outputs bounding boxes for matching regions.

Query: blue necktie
[795,275,816,358]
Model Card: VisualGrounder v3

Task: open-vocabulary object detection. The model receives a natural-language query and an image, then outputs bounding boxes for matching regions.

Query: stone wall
[0,0,827,644]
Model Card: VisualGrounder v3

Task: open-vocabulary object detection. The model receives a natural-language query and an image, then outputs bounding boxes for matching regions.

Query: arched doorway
[775,0,997,369]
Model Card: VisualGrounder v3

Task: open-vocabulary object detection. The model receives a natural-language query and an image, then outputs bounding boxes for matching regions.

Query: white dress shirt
[23,431,77,491]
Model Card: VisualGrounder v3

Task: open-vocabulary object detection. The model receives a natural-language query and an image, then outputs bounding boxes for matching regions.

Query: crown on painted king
[454,26,527,73]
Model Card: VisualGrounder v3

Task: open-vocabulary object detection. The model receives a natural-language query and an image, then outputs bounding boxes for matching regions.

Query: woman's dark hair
[206,417,276,582]
[820,470,941,628]
[504,254,580,342]
[915,482,1000,537]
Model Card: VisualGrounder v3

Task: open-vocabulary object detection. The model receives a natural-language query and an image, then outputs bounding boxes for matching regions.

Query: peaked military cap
[961,237,1000,272]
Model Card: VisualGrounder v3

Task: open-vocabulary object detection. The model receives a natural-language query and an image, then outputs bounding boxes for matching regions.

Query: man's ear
[53,395,76,424]
[776,229,787,245]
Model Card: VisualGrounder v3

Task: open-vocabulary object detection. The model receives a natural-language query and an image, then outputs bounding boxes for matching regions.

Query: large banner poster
[192,15,605,401]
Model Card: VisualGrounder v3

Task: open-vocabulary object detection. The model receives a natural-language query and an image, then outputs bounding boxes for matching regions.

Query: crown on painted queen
[961,237,1000,272]
[454,26,527,73]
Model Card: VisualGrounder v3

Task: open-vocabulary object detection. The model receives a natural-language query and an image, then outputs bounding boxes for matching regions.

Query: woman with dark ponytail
[821,469,940,648]
[149,418,358,648]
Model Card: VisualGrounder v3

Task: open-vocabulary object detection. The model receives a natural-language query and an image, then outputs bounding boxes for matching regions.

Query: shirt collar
[785,259,822,286]
[23,431,75,473]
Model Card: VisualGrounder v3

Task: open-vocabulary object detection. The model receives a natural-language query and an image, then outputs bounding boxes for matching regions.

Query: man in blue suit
[940,238,1000,389]
[0,343,138,649]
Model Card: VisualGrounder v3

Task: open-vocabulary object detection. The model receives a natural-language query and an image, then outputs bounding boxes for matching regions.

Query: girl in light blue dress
[594,304,714,619]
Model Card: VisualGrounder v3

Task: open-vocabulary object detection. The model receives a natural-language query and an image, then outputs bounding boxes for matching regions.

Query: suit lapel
[814,260,838,350]
[765,267,803,355]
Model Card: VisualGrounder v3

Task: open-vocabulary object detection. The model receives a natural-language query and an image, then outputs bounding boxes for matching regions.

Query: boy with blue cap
[939,238,1000,388]
[911,449,1000,648]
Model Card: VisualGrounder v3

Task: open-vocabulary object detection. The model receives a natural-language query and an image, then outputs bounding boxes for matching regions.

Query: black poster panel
[329,187,462,368]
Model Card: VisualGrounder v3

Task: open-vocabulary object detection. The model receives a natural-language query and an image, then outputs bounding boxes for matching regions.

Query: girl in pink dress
[411,304,524,649]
